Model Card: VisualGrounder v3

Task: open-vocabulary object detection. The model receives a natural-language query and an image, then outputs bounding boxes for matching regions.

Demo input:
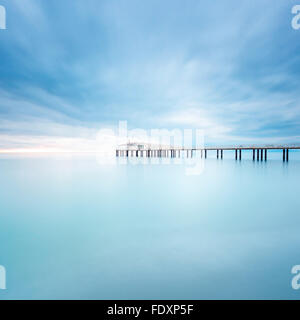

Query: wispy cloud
[0,0,299,151]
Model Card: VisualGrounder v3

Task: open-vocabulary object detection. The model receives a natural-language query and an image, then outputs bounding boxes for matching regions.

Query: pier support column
[253,149,255,161]
[283,149,286,161]
[116,150,119,157]
[260,149,263,161]
[205,149,207,159]
[264,149,267,161]
[126,150,128,157]
[136,150,138,157]
[257,149,259,161]
[286,149,289,161]
[235,149,238,160]
[217,150,219,159]
[239,149,242,160]
[221,150,223,159]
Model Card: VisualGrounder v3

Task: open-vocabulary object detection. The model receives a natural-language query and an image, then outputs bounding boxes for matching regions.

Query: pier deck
[116,146,300,161]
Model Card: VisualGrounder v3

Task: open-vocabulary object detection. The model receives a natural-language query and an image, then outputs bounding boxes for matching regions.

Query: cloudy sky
[0,0,300,151]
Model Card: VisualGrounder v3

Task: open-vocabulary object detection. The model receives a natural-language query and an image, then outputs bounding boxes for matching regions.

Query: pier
[116,145,300,161]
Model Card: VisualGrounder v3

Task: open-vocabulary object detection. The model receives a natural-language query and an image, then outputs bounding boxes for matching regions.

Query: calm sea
[0,150,300,299]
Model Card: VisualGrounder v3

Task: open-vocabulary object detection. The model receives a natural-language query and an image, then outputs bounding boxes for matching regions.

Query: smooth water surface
[0,151,300,299]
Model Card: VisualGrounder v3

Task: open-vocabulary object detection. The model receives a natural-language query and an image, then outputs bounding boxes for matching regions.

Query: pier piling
[264,149,267,161]
[117,145,297,162]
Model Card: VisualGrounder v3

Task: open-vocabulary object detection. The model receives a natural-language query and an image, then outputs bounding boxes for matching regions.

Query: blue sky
[0,0,300,151]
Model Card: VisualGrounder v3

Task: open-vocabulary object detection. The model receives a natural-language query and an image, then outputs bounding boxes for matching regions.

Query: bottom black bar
[0,300,299,318]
